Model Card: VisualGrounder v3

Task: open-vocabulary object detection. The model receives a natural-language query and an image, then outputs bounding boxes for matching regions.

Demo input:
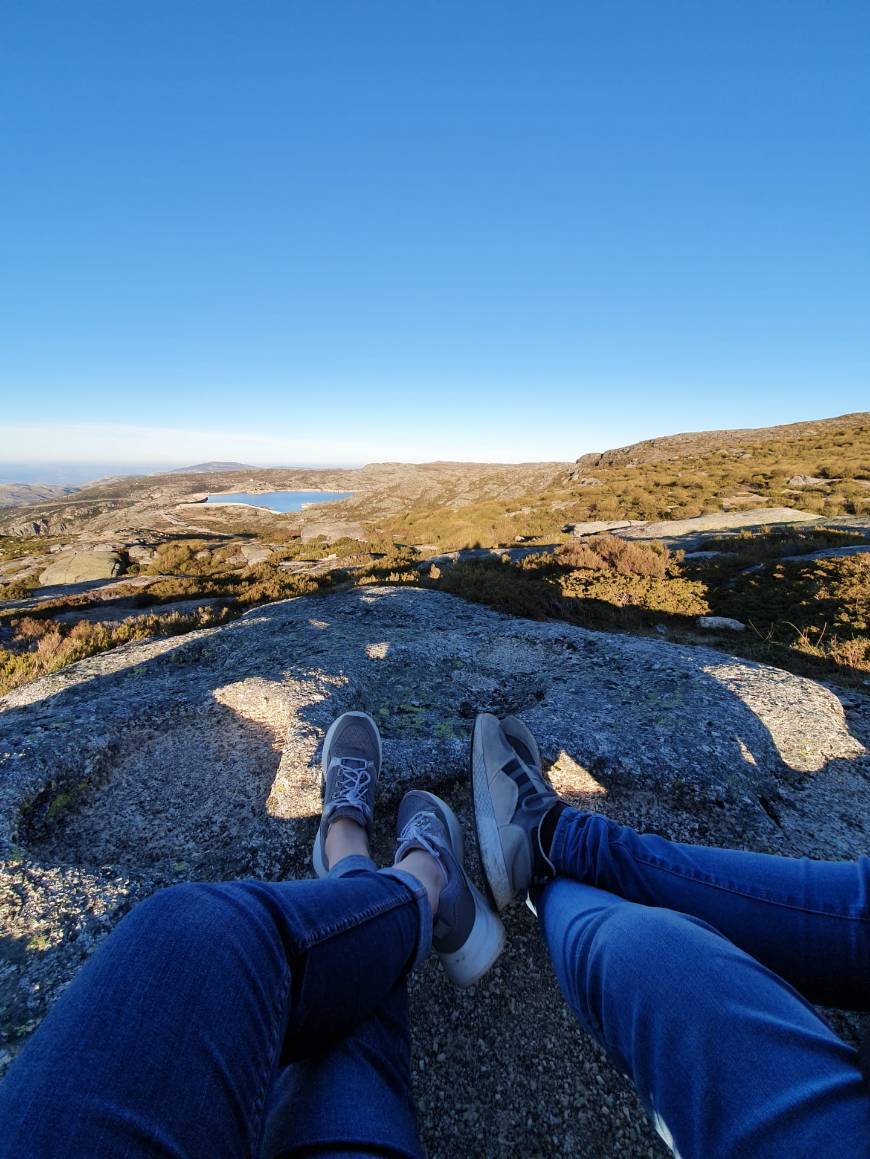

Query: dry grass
[0,607,235,696]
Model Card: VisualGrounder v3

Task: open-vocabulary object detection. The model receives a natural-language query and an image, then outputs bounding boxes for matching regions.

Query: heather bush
[0,604,234,696]
[556,535,669,576]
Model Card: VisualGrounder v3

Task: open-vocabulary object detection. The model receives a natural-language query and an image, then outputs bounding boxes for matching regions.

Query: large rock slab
[1,586,867,1154]
[300,520,365,543]
[38,550,125,586]
[564,520,646,536]
[617,507,821,541]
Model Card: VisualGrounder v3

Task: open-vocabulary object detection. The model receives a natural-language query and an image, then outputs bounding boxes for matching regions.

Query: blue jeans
[2,821,868,1157]
[538,808,870,1157]
[0,856,429,1158]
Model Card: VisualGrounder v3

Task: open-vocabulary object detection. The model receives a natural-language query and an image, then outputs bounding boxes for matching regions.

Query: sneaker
[470,713,560,910]
[500,714,542,773]
[312,711,382,878]
[393,790,505,987]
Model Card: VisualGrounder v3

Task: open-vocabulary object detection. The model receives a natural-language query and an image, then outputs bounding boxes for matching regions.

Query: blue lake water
[205,490,353,513]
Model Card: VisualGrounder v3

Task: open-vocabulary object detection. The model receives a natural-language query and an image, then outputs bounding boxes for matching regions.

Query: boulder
[38,551,125,586]
[300,521,365,543]
[127,545,157,565]
[240,543,273,566]
[564,520,645,537]
[788,475,832,488]
[0,586,866,1154]
[697,615,746,632]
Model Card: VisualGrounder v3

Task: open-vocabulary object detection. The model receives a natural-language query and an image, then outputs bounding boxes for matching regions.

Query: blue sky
[2,2,868,470]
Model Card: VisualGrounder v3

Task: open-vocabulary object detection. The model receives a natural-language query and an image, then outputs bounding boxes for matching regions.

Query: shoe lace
[396,811,442,860]
[327,758,372,815]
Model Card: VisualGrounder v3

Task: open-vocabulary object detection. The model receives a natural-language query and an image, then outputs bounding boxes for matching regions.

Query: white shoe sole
[439,882,506,988]
[312,711,382,879]
[471,716,515,912]
[409,789,505,987]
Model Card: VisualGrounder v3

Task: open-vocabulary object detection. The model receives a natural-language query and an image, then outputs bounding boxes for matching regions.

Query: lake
[205,490,353,513]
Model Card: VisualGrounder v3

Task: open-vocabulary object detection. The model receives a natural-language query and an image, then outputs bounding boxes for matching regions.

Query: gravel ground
[1,586,868,1155]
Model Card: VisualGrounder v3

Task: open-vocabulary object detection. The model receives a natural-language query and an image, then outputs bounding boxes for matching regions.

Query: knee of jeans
[586,904,715,988]
[129,882,239,948]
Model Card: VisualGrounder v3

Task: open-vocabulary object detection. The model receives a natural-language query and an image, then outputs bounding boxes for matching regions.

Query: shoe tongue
[492,731,523,770]
[328,803,369,830]
[337,753,369,768]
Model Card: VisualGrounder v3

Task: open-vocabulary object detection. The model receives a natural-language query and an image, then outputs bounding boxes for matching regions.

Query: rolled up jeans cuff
[549,806,586,877]
[380,867,432,970]
[327,853,379,879]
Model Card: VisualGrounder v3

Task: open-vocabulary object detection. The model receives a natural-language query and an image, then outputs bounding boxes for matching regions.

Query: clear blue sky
[2,2,868,470]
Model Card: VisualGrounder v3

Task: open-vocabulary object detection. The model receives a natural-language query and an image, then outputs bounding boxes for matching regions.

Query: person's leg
[549,807,870,1009]
[261,783,506,1157]
[538,879,870,1158]
[259,853,423,1159]
[0,870,430,1159]
[471,710,869,1009]
[261,983,418,1159]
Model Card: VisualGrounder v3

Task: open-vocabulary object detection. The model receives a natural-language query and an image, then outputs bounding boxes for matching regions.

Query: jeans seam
[621,845,870,922]
[294,891,417,952]
[251,961,292,1148]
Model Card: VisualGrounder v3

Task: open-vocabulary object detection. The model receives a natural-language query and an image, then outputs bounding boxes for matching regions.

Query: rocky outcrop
[0,484,79,508]
[1,586,867,1155]
[615,507,822,542]
[239,542,273,565]
[697,615,746,632]
[37,550,126,586]
[573,412,869,469]
[300,520,366,543]
[563,520,646,536]
[788,475,832,488]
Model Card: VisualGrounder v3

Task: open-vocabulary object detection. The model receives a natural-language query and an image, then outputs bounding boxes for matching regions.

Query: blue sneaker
[394,790,505,987]
[312,712,381,878]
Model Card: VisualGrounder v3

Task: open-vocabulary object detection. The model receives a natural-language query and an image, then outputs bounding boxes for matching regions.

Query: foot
[312,712,382,878]
[394,790,505,988]
[470,713,560,910]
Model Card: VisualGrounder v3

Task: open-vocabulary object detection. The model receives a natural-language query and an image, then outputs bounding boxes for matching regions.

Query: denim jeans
[2,820,868,1158]
[0,856,429,1159]
[538,808,870,1157]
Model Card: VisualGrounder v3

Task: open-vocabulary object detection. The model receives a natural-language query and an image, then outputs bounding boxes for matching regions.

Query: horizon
[2,406,867,487]
[3,4,868,464]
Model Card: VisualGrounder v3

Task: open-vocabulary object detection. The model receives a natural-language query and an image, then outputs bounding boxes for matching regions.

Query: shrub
[0,578,34,601]
[556,535,668,576]
[0,605,235,696]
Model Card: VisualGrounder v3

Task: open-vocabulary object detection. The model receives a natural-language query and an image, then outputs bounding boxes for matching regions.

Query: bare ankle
[395,849,445,920]
[324,817,370,866]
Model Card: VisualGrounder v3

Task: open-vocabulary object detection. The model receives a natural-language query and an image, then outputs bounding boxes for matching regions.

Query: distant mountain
[170,462,255,474]
[575,412,870,469]
[0,482,81,508]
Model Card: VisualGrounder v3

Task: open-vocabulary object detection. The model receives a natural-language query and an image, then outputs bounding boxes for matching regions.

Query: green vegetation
[432,533,869,684]
[0,607,235,695]
[1,417,868,694]
[0,578,35,601]
[437,536,708,630]
[698,526,867,565]
[2,521,868,695]
[696,551,869,675]
[375,418,870,550]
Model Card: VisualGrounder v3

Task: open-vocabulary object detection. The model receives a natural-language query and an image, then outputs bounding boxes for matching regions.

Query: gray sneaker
[394,790,505,988]
[471,713,559,910]
[312,711,382,878]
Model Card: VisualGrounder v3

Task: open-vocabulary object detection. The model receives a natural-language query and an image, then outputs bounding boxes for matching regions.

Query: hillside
[1,412,868,697]
[170,461,255,473]
[2,586,867,1156]
[574,411,870,469]
[0,483,80,509]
